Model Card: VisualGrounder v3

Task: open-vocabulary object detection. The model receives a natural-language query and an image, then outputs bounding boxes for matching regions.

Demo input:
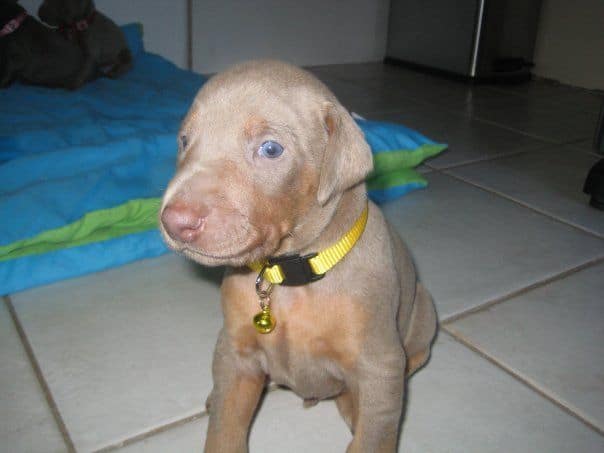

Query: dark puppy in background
[0,0,92,89]
[38,0,131,78]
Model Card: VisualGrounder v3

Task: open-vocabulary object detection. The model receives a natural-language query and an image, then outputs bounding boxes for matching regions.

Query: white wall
[533,0,604,90]
[191,0,390,74]
[19,0,188,69]
[19,0,390,74]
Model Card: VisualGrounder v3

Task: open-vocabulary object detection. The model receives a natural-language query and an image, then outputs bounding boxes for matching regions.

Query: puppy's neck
[299,184,368,257]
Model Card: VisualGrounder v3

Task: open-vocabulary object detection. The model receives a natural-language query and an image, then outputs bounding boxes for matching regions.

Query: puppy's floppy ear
[317,102,373,205]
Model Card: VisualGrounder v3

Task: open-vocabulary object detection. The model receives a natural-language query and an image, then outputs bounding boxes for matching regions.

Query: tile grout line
[424,148,537,171]
[460,110,594,144]
[441,329,604,437]
[480,90,604,116]
[363,97,591,150]
[562,141,603,158]
[92,411,207,453]
[3,295,77,453]
[563,137,595,146]
[91,384,283,452]
[441,169,604,240]
[425,139,598,173]
[440,255,604,325]
[485,82,604,99]
[322,66,600,130]
[417,103,559,143]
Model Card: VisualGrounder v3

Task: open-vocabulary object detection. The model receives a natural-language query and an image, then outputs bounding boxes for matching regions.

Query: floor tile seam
[563,144,603,158]
[438,104,594,146]
[360,104,473,123]
[472,98,602,119]
[441,328,604,437]
[423,148,538,171]
[360,106,429,117]
[322,71,425,88]
[367,104,590,157]
[91,381,283,451]
[3,295,77,453]
[485,84,604,102]
[558,143,604,160]
[586,150,603,158]
[335,84,477,121]
[460,132,602,157]
[480,86,604,112]
[327,74,383,85]
[320,68,600,123]
[423,142,604,172]
[469,116,559,142]
[564,137,596,146]
[427,142,599,171]
[369,95,589,145]
[441,170,604,240]
[418,103,508,124]
[440,255,604,325]
[325,75,395,95]
[469,115,592,144]
[558,138,604,157]
[423,140,597,173]
[92,411,207,453]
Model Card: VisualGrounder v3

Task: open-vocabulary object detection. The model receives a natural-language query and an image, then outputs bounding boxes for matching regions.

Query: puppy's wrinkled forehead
[181,60,334,141]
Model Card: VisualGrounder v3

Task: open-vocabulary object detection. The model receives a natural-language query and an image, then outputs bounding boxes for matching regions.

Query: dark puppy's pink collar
[74,9,96,31]
[60,9,97,33]
[0,11,27,37]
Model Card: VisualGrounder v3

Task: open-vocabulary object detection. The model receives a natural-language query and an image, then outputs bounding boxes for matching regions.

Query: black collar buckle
[268,253,325,286]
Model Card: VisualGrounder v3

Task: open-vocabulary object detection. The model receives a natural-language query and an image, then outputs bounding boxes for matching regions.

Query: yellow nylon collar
[248,203,368,285]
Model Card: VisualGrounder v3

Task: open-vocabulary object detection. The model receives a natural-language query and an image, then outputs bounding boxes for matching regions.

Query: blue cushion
[122,23,144,56]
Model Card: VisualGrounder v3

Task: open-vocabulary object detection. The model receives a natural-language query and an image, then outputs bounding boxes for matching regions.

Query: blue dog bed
[0,25,445,295]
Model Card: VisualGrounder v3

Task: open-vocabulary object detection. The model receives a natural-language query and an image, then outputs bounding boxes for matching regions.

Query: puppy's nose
[161,202,208,243]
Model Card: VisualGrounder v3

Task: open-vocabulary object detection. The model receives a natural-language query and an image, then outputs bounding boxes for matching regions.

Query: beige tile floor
[2,63,604,452]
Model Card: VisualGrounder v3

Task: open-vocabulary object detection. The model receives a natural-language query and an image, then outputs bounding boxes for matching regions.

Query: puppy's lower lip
[184,248,248,260]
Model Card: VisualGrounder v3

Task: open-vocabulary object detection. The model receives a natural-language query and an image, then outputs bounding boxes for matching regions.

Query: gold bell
[253,306,276,334]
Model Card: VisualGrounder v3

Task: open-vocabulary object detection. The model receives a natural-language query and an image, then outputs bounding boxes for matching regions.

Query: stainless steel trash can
[385,0,543,81]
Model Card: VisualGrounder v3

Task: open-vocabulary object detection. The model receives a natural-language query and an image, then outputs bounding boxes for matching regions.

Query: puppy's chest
[228,288,367,398]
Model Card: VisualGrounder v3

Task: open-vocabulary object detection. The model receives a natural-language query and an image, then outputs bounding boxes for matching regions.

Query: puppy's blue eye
[258,140,284,158]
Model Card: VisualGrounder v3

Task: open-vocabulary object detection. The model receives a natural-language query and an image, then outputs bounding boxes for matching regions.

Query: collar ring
[255,266,274,299]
